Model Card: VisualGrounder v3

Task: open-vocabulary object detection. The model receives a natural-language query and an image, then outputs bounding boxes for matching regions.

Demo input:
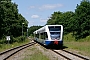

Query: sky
[12,0,82,27]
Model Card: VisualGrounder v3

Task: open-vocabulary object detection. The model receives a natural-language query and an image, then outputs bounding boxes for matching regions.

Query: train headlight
[57,38,59,40]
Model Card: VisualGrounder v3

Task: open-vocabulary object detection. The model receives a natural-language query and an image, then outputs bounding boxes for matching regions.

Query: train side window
[44,32,48,40]
[39,33,44,39]
[36,34,39,38]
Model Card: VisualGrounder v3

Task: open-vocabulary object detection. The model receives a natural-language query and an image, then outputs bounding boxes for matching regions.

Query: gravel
[6,43,90,60]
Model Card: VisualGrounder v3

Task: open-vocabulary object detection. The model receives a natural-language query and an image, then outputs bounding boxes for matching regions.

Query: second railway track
[51,49,90,60]
[0,41,36,60]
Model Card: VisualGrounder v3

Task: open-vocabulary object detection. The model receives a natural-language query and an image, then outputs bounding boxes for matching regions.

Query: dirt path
[8,43,67,60]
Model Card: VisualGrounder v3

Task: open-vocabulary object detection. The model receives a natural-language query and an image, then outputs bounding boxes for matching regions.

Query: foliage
[64,33,90,57]
[0,36,26,44]
[28,26,42,36]
[0,38,30,52]
[1,0,90,41]
[74,0,90,39]
[47,11,63,25]
[46,11,75,34]
[28,0,90,40]
[13,36,26,43]
[0,0,28,39]
[46,0,90,40]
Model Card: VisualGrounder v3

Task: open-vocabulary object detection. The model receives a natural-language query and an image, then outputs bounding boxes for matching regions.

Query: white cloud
[31,15,39,19]
[29,21,34,24]
[28,21,35,27]
[40,18,48,23]
[39,4,63,10]
[25,12,29,15]
[28,4,63,10]
[30,6,35,9]
[28,6,35,10]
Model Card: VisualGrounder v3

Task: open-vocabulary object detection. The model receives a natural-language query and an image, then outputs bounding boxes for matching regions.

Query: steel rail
[51,49,71,60]
[0,42,36,60]
[62,49,90,60]
[51,49,90,60]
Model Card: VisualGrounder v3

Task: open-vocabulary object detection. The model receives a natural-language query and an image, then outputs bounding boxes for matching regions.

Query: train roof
[48,24,62,26]
[33,26,46,34]
[33,25,63,34]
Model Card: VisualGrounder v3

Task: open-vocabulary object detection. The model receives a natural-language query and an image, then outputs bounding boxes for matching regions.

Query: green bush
[0,36,26,44]
[13,36,26,43]
[0,39,6,44]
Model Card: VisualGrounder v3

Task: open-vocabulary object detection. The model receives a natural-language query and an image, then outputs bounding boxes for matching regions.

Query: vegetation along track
[0,41,36,60]
[51,49,90,60]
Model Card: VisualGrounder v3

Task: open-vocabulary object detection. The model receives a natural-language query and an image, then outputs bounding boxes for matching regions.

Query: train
[33,25,63,46]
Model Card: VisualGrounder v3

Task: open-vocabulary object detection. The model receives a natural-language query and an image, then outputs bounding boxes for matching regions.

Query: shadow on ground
[34,40,68,50]
[45,45,68,50]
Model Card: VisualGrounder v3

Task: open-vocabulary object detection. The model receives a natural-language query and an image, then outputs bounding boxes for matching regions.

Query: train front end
[45,25,63,46]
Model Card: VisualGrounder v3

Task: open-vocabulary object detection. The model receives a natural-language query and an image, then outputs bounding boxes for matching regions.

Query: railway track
[0,41,36,60]
[51,49,90,60]
[33,39,90,60]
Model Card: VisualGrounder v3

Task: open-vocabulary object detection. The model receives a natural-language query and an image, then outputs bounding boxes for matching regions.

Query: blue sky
[12,0,82,27]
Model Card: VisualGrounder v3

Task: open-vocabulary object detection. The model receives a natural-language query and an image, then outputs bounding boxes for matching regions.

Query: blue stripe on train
[45,41,51,45]
[45,40,63,46]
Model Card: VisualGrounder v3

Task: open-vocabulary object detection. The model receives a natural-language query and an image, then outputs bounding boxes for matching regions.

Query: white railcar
[33,25,63,46]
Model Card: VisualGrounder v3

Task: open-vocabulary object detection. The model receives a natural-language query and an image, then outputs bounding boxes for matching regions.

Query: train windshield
[50,32,60,40]
[49,26,61,31]
[48,26,61,40]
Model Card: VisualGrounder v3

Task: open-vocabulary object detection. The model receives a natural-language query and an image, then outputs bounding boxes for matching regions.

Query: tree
[0,0,28,38]
[46,11,63,25]
[74,0,90,39]
[28,26,42,36]
[46,11,74,34]
[61,11,75,34]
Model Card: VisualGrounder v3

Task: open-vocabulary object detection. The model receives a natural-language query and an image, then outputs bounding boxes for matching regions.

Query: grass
[63,33,90,57]
[29,51,49,60]
[23,47,49,60]
[0,38,30,52]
